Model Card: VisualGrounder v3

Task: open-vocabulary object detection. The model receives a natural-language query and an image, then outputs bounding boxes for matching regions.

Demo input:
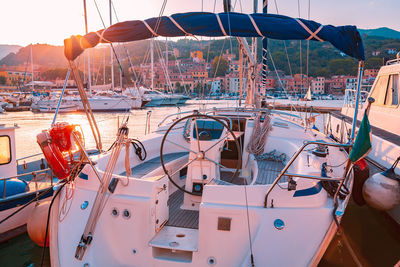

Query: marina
[0,99,399,266]
[1,0,400,266]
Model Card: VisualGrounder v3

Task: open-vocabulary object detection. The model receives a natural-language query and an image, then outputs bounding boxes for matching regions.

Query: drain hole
[176,234,185,238]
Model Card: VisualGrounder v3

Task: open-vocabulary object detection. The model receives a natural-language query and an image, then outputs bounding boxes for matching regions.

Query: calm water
[0,99,399,267]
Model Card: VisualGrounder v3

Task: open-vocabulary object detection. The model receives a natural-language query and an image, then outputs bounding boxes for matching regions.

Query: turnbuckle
[74,233,93,260]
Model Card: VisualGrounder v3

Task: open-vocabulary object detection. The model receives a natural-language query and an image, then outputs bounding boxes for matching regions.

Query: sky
[1,0,400,46]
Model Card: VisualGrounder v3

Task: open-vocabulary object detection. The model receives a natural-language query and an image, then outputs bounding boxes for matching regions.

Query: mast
[103,48,106,85]
[246,0,258,106]
[110,0,114,91]
[83,0,92,94]
[30,44,34,89]
[150,39,154,90]
[165,37,168,71]
[262,0,268,96]
[119,45,122,89]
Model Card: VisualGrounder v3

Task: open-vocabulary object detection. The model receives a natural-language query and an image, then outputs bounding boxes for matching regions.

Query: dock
[4,106,31,112]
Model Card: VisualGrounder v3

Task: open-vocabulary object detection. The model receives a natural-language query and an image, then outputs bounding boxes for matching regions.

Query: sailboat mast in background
[30,44,34,89]
[110,0,114,91]
[83,0,92,94]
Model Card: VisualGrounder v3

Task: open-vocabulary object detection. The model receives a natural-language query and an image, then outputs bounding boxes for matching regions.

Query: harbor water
[0,100,399,266]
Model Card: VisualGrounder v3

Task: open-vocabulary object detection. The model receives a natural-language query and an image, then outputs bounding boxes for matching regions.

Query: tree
[365,57,383,69]
[328,58,357,76]
[0,76,6,85]
[211,56,228,77]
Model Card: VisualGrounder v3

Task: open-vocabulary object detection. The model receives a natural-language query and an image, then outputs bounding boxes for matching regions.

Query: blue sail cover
[64,12,365,61]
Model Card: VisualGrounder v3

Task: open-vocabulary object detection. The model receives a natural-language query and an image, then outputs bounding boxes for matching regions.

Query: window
[0,136,11,165]
[370,75,389,105]
[384,74,399,106]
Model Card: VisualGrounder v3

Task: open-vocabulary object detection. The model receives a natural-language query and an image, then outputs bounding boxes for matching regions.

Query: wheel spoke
[203,132,230,153]
[193,117,205,181]
[165,139,196,154]
[167,157,197,178]
[204,155,228,170]
[193,117,202,153]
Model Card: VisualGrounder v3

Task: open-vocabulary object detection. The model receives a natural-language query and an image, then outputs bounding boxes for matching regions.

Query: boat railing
[0,168,53,199]
[264,141,352,209]
[16,152,43,162]
[158,107,302,128]
[386,52,400,65]
[343,87,369,108]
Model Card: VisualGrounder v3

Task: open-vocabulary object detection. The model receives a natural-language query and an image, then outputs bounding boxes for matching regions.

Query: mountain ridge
[0,45,22,61]
[359,27,400,39]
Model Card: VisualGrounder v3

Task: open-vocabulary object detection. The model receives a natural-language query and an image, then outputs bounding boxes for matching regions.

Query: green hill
[1,34,399,79]
[359,27,400,39]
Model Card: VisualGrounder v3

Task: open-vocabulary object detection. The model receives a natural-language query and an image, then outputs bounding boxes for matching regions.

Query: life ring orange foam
[37,130,71,180]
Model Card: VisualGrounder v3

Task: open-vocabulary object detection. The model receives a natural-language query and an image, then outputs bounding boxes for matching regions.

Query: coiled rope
[247,114,272,156]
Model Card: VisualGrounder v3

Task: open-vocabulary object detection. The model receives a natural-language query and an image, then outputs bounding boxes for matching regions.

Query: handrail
[158,107,273,127]
[16,153,43,161]
[157,110,195,127]
[284,172,344,181]
[0,168,51,181]
[386,53,400,65]
[263,141,352,208]
[1,168,52,199]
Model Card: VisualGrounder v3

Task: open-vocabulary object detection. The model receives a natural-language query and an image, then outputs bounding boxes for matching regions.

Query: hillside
[0,45,22,61]
[359,27,400,39]
[0,44,65,68]
[1,34,399,78]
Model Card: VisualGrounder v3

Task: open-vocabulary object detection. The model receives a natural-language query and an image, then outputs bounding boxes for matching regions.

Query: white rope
[295,19,324,42]
[247,114,272,156]
[142,20,159,37]
[169,16,196,39]
[215,13,228,36]
[94,30,111,44]
[248,14,264,37]
[307,25,323,40]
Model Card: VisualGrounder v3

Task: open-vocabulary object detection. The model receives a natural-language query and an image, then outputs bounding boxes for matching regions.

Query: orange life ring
[36,123,80,180]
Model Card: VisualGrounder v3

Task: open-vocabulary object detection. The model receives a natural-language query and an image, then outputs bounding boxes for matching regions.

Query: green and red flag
[349,111,372,163]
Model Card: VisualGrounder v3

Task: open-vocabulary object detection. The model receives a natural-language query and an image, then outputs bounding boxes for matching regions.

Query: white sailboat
[39,8,368,267]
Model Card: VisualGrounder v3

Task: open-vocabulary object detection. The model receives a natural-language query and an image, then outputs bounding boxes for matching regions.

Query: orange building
[0,70,33,86]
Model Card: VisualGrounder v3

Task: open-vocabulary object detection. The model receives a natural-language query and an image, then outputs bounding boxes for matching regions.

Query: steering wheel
[160,114,242,195]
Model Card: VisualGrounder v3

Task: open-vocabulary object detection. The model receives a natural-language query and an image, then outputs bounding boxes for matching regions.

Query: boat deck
[164,158,287,230]
[255,159,287,185]
[120,152,189,177]
[166,190,199,229]
[331,111,400,146]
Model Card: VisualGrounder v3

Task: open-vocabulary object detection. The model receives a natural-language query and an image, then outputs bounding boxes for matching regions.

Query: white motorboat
[44,10,368,267]
[140,87,167,107]
[329,53,400,224]
[0,124,53,236]
[32,95,134,112]
[39,103,79,113]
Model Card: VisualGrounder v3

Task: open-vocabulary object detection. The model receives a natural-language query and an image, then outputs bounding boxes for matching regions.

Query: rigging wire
[111,2,141,92]
[306,0,311,87]
[168,40,189,94]
[92,0,124,78]
[297,0,303,94]
[273,0,292,77]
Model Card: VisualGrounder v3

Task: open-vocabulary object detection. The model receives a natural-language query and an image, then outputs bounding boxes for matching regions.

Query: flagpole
[350,60,364,141]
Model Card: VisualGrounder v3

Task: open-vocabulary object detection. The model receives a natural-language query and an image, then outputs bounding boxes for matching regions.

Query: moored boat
[328,53,400,224]
[0,124,54,239]
[44,9,368,266]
